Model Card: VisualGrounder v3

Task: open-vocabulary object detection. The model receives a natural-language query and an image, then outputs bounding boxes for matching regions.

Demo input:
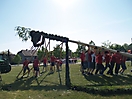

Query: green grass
[70,61,132,95]
[0,61,132,99]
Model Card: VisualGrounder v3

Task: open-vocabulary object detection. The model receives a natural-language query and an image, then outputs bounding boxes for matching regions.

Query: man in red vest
[50,54,56,72]
[114,51,122,75]
[43,56,47,72]
[33,56,40,77]
[80,50,85,74]
[23,58,30,77]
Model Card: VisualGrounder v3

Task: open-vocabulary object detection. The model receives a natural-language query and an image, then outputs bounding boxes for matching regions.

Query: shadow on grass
[70,73,132,96]
[1,71,66,91]
[83,74,132,86]
[70,85,132,96]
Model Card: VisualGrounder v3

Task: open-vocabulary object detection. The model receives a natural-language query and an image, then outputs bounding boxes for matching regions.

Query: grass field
[1,61,132,99]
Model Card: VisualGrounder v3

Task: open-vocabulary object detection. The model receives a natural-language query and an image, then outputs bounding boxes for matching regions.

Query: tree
[120,46,126,52]
[109,43,122,51]
[89,40,95,45]
[62,51,66,59]
[15,26,31,41]
[37,49,44,61]
[53,44,64,58]
[68,49,72,58]
[122,43,129,50]
[72,52,78,58]
[128,43,132,50]
[75,41,86,57]
[13,54,21,65]
[37,46,49,61]
[102,40,111,48]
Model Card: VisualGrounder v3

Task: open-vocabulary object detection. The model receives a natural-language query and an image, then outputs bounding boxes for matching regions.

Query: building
[17,49,37,63]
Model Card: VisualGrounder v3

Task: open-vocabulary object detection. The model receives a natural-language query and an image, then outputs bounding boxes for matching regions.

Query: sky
[0,0,132,54]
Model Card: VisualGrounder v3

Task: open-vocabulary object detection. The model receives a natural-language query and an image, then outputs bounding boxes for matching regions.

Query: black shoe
[110,73,113,75]
[90,73,93,75]
[82,71,84,74]
[106,72,110,75]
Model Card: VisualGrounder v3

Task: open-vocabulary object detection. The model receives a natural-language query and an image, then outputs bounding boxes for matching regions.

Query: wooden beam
[69,39,132,58]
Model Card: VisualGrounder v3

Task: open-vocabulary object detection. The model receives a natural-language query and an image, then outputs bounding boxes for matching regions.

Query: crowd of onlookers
[80,48,129,76]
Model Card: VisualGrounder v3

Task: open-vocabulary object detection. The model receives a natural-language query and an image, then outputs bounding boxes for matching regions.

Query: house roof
[18,49,37,56]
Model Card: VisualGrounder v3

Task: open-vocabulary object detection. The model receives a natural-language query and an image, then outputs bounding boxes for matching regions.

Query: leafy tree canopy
[15,26,31,41]
[13,54,21,64]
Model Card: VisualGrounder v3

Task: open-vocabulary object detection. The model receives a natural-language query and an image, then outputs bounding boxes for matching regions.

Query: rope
[22,47,40,77]
[48,39,50,58]
[39,38,50,62]
[41,39,50,61]
[59,42,63,59]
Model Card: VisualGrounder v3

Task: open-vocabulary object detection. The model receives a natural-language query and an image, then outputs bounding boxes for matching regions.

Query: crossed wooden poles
[16,38,64,79]
[16,46,39,79]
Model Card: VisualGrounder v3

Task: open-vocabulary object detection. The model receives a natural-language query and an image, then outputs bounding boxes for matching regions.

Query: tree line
[1,39,132,65]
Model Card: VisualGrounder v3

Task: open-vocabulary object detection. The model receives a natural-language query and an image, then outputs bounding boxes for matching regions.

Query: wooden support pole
[65,40,71,88]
